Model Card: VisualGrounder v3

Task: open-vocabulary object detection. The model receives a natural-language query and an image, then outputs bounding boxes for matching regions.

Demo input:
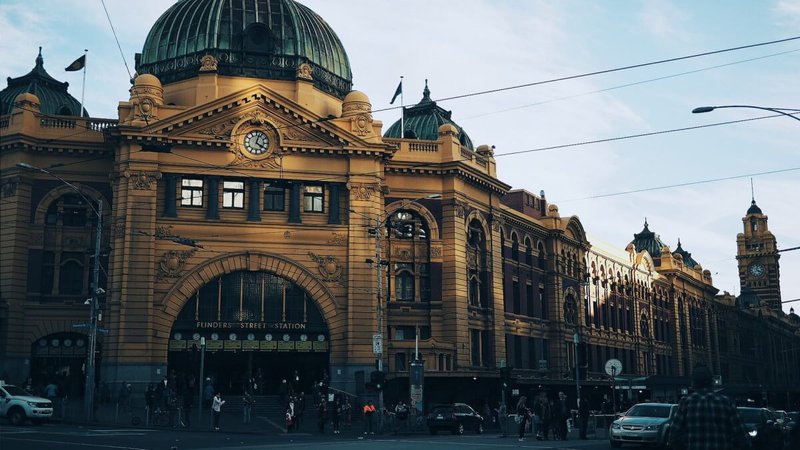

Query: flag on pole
[390,80,403,104]
[65,55,86,72]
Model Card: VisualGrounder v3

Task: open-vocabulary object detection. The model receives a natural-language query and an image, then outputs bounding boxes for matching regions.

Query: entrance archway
[30,332,99,398]
[167,270,330,395]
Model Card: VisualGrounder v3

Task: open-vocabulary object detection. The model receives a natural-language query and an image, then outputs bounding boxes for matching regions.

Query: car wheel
[8,407,26,426]
[476,423,483,434]
[610,439,622,448]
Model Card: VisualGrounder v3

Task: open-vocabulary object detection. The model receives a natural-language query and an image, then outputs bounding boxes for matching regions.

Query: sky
[1,0,798,313]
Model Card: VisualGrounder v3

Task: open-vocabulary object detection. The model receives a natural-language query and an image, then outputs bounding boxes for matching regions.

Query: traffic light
[370,370,386,391]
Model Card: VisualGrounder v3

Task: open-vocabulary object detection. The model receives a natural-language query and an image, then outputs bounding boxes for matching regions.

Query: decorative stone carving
[2,180,18,197]
[351,113,372,136]
[394,248,412,261]
[199,54,218,72]
[125,74,164,126]
[124,170,162,190]
[112,222,126,238]
[350,183,377,201]
[155,225,174,239]
[296,63,313,81]
[430,246,442,258]
[281,128,315,142]
[247,111,269,126]
[284,231,293,239]
[327,232,346,246]
[466,247,478,270]
[454,200,469,218]
[157,248,197,280]
[198,118,239,139]
[308,252,343,283]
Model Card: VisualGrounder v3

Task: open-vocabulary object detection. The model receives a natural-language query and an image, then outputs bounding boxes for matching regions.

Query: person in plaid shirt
[669,364,750,450]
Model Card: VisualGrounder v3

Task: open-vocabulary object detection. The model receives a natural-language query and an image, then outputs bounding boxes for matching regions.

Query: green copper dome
[384,81,474,150]
[1,48,87,117]
[136,0,352,98]
[630,219,667,257]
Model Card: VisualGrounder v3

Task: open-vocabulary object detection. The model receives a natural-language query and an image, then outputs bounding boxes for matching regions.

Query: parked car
[426,403,484,435]
[786,412,800,450]
[609,402,677,448]
[0,382,53,425]
[737,407,783,450]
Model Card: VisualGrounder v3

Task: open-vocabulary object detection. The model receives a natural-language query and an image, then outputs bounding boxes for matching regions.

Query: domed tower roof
[136,0,352,98]
[383,80,474,150]
[630,219,667,257]
[672,239,699,268]
[1,48,87,117]
[746,199,762,215]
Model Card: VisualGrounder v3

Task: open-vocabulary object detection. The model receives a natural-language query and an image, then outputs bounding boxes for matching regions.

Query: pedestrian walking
[395,400,409,434]
[668,364,750,450]
[242,390,253,424]
[331,398,341,434]
[496,401,508,437]
[182,389,192,428]
[516,396,531,441]
[556,391,570,440]
[211,392,225,431]
[317,399,328,433]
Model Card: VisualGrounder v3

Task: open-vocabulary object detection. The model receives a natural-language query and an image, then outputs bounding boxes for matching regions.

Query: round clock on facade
[244,130,270,155]
[748,263,765,277]
[605,358,623,377]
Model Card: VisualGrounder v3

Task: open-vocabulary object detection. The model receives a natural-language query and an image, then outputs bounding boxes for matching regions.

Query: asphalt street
[0,422,613,450]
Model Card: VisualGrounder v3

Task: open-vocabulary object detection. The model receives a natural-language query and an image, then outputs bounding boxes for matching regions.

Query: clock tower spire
[736,196,781,309]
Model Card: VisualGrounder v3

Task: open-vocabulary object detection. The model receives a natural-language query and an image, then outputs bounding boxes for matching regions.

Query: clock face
[749,263,765,277]
[605,358,623,377]
[244,130,270,155]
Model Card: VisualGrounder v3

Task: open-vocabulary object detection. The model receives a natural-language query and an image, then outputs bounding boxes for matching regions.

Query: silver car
[609,402,677,448]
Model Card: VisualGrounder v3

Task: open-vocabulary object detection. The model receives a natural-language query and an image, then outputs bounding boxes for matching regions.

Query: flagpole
[400,76,404,137]
[80,49,88,117]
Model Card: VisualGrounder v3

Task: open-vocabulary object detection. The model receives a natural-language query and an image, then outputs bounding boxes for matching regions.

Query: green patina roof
[136,0,352,98]
[672,239,699,268]
[746,199,762,215]
[630,219,667,257]
[1,48,87,117]
[383,81,474,150]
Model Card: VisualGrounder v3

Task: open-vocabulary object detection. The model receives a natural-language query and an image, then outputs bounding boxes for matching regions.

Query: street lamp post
[16,162,103,422]
[692,105,800,122]
[364,193,440,432]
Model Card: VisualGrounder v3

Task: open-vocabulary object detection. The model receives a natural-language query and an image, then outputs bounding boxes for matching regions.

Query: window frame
[263,185,285,211]
[222,180,245,209]
[181,178,204,207]
[303,185,324,213]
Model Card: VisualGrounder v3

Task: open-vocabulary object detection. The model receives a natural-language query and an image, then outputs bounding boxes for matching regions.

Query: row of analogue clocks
[173,332,325,342]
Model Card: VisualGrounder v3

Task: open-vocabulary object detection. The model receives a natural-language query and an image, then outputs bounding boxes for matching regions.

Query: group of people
[510,391,575,442]
[284,390,353,435]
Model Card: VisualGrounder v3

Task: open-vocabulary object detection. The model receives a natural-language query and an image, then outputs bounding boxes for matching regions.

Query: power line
[99,0,133,80]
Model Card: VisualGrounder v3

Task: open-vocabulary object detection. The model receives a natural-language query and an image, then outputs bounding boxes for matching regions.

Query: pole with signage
[410,360,424,415]
[605,359,622,413]
[197,337,206,424]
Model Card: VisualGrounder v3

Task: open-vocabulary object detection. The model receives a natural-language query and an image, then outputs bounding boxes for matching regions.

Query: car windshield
[432,407,453,414]
[2,386,33,396]
[625,405,671,418]
[737,409,763,423]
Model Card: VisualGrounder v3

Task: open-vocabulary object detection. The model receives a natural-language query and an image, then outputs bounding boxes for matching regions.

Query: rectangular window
[395,326,416,341]
[263,186,285,211]
[419,264,431,301]
[528,337,537,370]
[181,178,204,207]
[471,329,481,367]
[222,181,245,209]
[514,335,522,368]
[512,280,521,314]
[526,283,534,317]
[42,251,55,295]
[419,326,431,340]
[303,185,324,212]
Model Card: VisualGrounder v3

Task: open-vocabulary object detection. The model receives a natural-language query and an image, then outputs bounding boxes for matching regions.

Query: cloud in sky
[1,0,798,313]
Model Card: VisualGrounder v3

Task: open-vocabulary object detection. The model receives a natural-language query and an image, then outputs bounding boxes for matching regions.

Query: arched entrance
[30,332,99,398]
[167,270,330,395]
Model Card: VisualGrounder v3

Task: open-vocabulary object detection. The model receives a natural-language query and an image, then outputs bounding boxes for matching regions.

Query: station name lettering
[195,321,307,330]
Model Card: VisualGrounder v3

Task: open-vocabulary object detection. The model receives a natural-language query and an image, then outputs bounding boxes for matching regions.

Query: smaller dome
[383,80,474,149]
[134,73,162,88]
[0,48,88,117]
[747,199,762,215]
[344,90,369,103]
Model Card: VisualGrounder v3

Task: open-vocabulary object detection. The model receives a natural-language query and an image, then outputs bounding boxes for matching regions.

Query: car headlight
[644,425,660,430]
[611,422,621,429]
[748,430,758,437]
[27,401,37,407]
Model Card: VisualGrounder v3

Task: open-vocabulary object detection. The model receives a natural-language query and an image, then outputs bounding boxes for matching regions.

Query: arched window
[511,233,519,262]
[640,314,650,338]
[537,242,546,270]
[389,210,429,240]
[467,219,489,308]
[395,268,415,301]
[59,256,84,294]
[525,238,533,266]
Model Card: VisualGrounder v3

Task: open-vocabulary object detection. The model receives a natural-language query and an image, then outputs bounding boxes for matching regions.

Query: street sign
[372,334,383,354]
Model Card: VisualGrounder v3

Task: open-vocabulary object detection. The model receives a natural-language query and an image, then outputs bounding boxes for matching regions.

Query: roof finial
[36,46,44,67]
[750,177,756,205]
[677,238,682,248]
[644,217,649,228]
[421,79,431,103]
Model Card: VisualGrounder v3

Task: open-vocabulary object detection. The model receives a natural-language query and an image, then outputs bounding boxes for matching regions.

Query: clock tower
[736,199,781,309]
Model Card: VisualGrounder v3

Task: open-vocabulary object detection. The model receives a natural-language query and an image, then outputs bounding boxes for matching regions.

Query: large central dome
[136,0,352,98]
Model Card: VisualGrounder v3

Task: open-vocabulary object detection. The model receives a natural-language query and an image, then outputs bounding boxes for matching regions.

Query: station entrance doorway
[167,270,329,395]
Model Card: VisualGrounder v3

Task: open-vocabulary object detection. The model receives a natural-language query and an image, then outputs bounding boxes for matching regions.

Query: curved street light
[16,162,103,423]
[692,105,800,122]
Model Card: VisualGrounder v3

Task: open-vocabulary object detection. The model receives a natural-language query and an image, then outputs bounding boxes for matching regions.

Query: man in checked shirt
[669,364,750,450]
